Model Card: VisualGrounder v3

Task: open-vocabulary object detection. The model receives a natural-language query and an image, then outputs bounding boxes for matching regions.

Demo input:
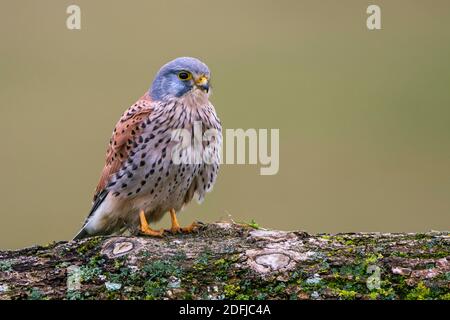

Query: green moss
[368,291,379,300]
[214,258,227,266]
[390,251,408,258]
[107,266,131,284]
[256,292,268,300]
[192,249,213,272]
[335,289,358,300]
[344,239,356,246]
[173,251,187,261]
[414,234,429,240]
[433,251,450,259]
[337,264,365,278]
[76,237,102,255]
[143,260,181,278]
[66,291,83,300]
[113,259,124,270]
[213,257,239,281]
[144,280,166,299]
[405,282,432,300]
[0,260,13,272]
[88,254,106,267]
[224,284,241,298]
[213,259,228,280]
[367,287,396,300]
[364,253,383,266]
[28,288,44,300]
[296,259,383,299]
[129,259,184,299]
[273,283,286,293]
[317,261,330,273]
[79,265,102,282]
[78,253,106,283]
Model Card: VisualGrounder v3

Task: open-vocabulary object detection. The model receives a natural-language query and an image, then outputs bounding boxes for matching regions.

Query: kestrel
[74,57,222,239]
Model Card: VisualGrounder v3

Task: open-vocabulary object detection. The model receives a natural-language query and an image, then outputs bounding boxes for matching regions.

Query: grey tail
[72,228,90,240]
[72,190,109,241]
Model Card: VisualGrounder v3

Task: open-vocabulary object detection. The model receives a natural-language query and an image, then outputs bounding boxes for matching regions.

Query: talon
[170,226,182,234]
[181,222,200,233]
[169,209,201,234]
[139,210,164,237]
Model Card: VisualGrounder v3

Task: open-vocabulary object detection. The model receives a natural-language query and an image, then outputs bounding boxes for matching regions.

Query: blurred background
[1,0,449,249]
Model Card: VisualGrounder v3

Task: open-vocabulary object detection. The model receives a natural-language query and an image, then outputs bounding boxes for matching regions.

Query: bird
[73,57,222,239]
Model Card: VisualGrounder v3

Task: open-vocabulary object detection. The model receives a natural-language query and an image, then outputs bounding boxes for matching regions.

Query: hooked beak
[195,75,209,93]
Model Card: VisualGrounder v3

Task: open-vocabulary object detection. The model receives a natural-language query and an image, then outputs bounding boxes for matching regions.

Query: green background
[1,0,449,249]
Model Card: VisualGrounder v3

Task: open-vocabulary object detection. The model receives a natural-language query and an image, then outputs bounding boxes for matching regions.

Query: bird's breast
[107,97,221,207]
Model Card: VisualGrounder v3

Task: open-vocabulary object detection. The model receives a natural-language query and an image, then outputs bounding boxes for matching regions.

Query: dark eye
[178,71,191,80]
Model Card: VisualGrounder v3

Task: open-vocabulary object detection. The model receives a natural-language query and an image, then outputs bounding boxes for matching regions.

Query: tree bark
[0,223,449,300]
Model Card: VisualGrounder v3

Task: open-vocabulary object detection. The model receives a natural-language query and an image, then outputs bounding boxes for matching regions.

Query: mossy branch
[0,223,449,300]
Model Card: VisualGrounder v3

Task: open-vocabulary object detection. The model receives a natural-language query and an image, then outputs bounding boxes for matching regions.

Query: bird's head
[150,57,211,101]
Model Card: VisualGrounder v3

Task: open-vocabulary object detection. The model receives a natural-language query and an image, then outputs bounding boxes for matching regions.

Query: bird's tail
[72,227,90,240]
[72,190,109,241]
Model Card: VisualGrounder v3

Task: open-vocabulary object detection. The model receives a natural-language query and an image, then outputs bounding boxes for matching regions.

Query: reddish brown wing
[93,96,153,201]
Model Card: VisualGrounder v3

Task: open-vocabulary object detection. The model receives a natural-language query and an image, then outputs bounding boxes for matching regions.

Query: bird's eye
[177,71,192,81]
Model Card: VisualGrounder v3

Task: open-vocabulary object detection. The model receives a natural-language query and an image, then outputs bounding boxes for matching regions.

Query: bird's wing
[93,94,153,202]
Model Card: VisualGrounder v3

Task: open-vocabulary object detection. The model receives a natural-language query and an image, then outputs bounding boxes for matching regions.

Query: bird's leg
[139,209,164,237]
[169,209,182,233]
[169,209,200,234]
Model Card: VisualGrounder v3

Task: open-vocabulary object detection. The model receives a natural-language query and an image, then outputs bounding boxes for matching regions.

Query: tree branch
[0,223,449,300]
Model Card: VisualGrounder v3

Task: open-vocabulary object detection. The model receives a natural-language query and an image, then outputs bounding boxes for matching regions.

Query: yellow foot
[168,209,201,234]
[180,221,201,233]
[139,210,164,237]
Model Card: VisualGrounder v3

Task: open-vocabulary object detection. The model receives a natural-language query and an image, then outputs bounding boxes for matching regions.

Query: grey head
[149,57,211,101]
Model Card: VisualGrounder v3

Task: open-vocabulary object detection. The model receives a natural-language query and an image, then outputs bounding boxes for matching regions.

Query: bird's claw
[165,221,202,234]
[140,227,164,237]
[168,226,182,234]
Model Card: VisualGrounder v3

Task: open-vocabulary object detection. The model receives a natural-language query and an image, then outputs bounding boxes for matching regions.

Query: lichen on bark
[0,223,449,300]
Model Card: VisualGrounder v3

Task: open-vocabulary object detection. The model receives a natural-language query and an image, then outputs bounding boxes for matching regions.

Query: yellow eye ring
[177,71,192,81]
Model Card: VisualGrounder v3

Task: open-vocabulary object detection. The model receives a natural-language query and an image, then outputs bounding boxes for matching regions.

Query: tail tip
[72,228,89,241]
